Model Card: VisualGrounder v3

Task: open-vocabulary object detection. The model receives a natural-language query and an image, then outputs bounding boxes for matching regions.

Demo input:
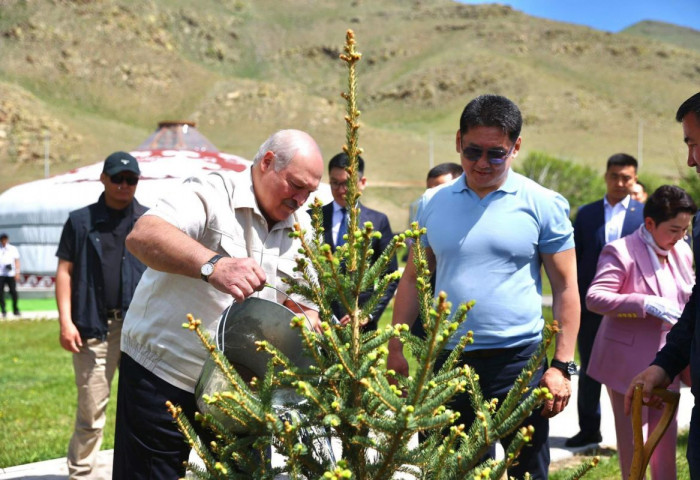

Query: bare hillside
[1,0,698,227]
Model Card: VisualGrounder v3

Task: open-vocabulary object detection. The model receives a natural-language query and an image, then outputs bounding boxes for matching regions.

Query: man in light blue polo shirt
[388,94,580,479]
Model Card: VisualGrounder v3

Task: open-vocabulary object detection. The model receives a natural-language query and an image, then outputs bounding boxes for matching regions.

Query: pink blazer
[585,228,694,394]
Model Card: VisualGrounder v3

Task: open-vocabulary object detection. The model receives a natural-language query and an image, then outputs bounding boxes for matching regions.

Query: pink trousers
[608,388,678,480]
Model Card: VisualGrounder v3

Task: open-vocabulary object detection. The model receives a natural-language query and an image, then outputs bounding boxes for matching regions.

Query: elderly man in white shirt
[112,129,325,479]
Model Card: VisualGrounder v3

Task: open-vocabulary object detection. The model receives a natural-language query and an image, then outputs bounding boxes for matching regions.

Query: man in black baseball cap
[98,151,141,210]
[103,151,141,177]
[55,150,147,478]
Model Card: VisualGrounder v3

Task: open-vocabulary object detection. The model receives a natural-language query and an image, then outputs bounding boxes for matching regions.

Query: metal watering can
[194,295,314,430]
[194,293,337,467]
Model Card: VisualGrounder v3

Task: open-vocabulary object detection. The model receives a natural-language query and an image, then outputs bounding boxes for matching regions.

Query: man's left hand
[539,367,571,418]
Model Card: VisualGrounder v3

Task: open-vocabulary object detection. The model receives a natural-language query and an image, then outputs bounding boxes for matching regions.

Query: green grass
[0,319,118,468]
[16,297,57,312]
[550,429,691,479]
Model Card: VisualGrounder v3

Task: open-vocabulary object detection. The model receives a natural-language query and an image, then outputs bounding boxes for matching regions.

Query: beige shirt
[121,167,316,392]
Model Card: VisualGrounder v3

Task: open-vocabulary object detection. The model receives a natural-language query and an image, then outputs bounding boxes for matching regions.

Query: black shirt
[98,206,130,310]
[56,193,148,340]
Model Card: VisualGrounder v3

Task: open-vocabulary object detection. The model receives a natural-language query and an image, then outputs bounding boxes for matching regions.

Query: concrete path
[1,311,59,321]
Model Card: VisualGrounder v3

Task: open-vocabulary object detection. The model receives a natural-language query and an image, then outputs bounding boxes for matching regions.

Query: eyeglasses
[110,174,139,186]
[461,144,515,165]
[330,180,349,190]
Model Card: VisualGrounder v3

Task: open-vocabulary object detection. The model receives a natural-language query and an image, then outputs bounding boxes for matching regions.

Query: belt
[460,347,520,359]
[106,309,123,321]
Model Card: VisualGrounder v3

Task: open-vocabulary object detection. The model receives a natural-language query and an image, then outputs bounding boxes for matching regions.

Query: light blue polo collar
[452,169,520,196]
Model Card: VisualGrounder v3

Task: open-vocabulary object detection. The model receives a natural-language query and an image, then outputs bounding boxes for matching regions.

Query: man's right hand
[59,321,82,353]
[623,365,672,415]
[208,257,267,303]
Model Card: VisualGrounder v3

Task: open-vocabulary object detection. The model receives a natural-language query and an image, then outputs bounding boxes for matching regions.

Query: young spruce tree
[169,30,597,480]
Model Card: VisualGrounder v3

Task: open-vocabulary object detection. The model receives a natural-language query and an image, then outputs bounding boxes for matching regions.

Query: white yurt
[0,122,331,292]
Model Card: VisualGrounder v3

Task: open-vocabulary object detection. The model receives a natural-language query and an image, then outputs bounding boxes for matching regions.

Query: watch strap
[201,254,224,282]
[550,359,577,378]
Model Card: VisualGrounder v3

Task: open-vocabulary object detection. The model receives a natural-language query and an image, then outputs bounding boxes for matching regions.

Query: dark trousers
[113,353,212,479]
[436,342,550,480]
[575,310,602,434]
[0,276,18,314]
[689,405,700,480]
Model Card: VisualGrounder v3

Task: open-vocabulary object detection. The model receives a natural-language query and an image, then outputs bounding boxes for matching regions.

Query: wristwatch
[550,359,578,379]
[200,254,224,282]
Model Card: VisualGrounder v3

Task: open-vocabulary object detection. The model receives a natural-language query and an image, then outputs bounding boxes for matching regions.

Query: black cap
[103,151,140,176]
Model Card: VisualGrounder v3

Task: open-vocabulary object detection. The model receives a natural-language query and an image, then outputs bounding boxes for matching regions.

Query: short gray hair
[253,130,305,171]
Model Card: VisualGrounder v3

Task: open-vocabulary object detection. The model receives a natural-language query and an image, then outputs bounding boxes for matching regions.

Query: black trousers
[113,354,213,479]
[575,311,602,434]
[688,405,700,480]
[435,342,550,480]
[0,276,18,314]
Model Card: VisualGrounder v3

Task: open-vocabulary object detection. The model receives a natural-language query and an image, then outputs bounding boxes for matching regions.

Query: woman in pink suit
[586,185,696,480]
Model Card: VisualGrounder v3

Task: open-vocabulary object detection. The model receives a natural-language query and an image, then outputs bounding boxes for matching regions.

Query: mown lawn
[15,296,57,312]
[0,319,118,467]
[549,430,690,479]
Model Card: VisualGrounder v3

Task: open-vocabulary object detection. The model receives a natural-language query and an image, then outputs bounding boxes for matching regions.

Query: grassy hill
[622,20,700,53]
[1,0,699,228]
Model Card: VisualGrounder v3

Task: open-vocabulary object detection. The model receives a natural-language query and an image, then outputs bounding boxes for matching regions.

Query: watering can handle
[263,283,316,329]
[215,284,315,351]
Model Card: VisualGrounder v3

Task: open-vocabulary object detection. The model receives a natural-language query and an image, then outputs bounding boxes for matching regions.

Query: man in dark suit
[566,153,645,447]
[321,152,398,331]
[625,91,700,479]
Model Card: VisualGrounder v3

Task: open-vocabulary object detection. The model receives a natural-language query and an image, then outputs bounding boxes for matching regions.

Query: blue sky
[458,0,700,32]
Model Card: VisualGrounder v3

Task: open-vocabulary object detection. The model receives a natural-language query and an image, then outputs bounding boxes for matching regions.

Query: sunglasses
[110,174,139,186]
[462,144,515,165]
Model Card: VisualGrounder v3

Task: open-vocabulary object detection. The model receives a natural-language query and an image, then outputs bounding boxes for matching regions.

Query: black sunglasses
[462,144,514,165]
[110,174,139,186]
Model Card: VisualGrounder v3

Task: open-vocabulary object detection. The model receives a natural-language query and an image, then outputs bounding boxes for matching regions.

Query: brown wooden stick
[628,384,680,480]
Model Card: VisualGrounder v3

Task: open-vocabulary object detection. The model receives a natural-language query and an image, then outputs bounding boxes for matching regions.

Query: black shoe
[565,430,602,447]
